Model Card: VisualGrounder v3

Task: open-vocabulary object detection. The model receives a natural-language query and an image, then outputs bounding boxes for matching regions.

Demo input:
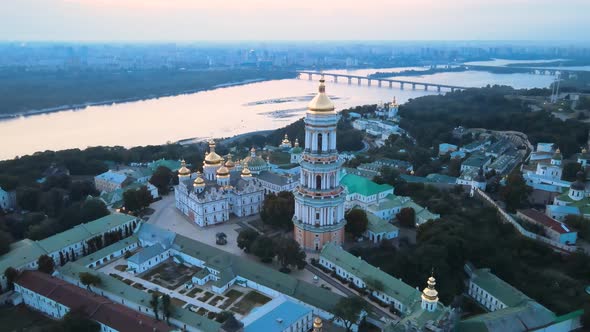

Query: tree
[52,307,100,332]
[161,294,172,323]
[397,207,416,228]
[333,296,366,332]
[363,277,385,293]
[150,292,160,321]
[150,166,173,195]
[251,236,276,263]
[37,254,55,274]
[79,272,101,292]
[79,198,109,223]
[123,186,152,213]
[260,191,295,230]
[562,162,583,182]
[4,267,19,290]
[275,238,306,272]
[237,229,259,253]
[345,209,369,238]
[500,171,531,213]
[16,186,42,211]
[0,230,12,255]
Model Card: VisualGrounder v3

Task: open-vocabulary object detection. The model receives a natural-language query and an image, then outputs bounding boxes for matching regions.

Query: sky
[1,0,589,41]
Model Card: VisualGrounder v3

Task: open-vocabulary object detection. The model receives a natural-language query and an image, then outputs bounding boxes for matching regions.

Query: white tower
[421,273,439,312]
[203,140,224,181]
[293,77,346,251]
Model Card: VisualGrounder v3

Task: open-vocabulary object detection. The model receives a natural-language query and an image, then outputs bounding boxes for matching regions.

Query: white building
[0,186,15,211]
[175,142,265,227]
[94,170,132,193]
[257,171,299,195]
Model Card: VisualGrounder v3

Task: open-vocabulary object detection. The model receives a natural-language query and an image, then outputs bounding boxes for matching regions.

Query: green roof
[172,234,343,313]
[470,268,531,307]
[369,194,409,211]
[401,201,439,222]
[320,242,421,310]
[462,153,492,168]
[76,236,138,267]
[0,214,136,273]
[366,213,399,234]
[58,262,221,332]
[341,173,394,197]
[457,301,555,332]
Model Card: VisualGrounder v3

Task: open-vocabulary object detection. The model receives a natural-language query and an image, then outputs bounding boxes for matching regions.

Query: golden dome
[421,275,439,302]
[204,140,224,165]
[282,134,291,145]
[308,77,335,113]
[225,154,235,169]
[178,160,191,176]
[241,163,252,178]
[216,166,230,177]
[294,138,300,147]
[313,317,323,330]
[193,172,205,187]
[583,148,588,154]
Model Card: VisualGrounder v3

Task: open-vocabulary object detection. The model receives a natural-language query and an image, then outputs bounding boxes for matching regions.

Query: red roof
[16,271,172,332]
[518,209,572,234]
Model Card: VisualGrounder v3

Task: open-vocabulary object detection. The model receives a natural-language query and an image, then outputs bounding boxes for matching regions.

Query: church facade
[175,141,265,227]
[293,78,346,251]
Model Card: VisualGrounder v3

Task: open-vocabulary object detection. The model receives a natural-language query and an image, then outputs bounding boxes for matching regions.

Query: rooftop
[95,170,129,184]
[470,268,531,307]
[16,270,172,332]
[128,244,166,265]
[517,209,574,234]
[321,242,421,310]
[340,173,393,197]
[366,213,399,234]
[243,298,311,332]
[462,153,492,168]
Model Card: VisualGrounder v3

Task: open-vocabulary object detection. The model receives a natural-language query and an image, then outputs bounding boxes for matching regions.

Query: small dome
[241,163,252,178]
[216,166,230,177]
[552,148,563,160]
[205,141,224,165]
[193,172,205,187]
[225,154,235,169]
[308,78,335,112]
[313,317,323,329]
[421,275,439,301]
[178,160,191,176]
[571,171,586,190]
[282,134,290,145]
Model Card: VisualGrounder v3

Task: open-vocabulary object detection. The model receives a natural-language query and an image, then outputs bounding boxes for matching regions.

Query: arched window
[316,175,322,190]
[317,133,323,153]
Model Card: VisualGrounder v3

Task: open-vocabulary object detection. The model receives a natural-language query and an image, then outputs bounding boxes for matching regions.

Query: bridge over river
[298,71,467,92]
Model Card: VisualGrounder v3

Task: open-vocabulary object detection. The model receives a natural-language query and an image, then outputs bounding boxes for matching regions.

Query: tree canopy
[260,191,295,230]
[345,209,369,238]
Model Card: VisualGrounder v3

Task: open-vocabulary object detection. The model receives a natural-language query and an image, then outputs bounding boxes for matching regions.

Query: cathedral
[293,78,347,251]
[174,140,265,227]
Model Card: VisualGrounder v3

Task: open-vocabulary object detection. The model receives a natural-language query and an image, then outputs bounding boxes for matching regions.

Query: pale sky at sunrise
[1,0,589,41]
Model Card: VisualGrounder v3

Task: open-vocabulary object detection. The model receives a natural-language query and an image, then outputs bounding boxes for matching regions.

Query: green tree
[0,230,13,255]
[4,267,19,290]
[345,209,369,238]
[500,171,531,212]
[260,191,295,230]
[161,294,172,323]
[333,296,366,332]
[80,198,110,223]
[16,186,42,211]
[79,272,101,292]
[562,162,583,182]
[37,254,55,274]
[52,307,100,332]
[363,277,385,293]
[275,238,306,272]
[123,189,140,212]
[237,229,259,253]
[150,292,160,321]
[251,236,276,263]
[397,207,416,228]
[150,166,173,195]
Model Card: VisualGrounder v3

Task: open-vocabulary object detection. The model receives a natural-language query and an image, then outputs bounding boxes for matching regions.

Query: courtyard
[98,255,275,319]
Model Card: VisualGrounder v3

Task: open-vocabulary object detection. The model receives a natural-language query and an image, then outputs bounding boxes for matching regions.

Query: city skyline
[1,0,589,42]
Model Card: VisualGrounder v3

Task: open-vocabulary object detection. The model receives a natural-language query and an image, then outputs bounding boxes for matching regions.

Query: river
[0,67,555,160]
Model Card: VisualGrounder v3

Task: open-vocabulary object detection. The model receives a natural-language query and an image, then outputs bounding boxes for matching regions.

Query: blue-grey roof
[128,244,165,265]
[244,300,311,332]
[137,223,176,248]
[546,205,580,215]
[95,171,128,184]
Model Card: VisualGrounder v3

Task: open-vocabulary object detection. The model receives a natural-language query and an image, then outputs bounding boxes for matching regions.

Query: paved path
[305,264,395,321]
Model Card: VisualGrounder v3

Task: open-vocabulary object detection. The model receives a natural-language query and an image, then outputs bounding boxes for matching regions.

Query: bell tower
[293,77,346,251]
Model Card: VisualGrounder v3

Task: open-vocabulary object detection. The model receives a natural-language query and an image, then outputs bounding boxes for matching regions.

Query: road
[306,264,396,321]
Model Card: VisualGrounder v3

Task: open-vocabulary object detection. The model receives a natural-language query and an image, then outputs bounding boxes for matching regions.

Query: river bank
[0,77,277,121]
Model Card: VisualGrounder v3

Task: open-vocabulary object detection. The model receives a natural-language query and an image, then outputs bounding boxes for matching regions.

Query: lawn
[209,295,225,306]
[0,305,56,331]
[219,289,244,309]
[198,291,214,302]
[186,287,203,298]
[230,291,271,315]
[114,265,127,272]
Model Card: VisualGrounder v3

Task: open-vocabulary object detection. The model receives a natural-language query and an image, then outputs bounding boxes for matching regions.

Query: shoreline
[0,77,278,121]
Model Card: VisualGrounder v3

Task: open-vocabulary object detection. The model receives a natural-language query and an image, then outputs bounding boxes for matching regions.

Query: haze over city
[2,0,590,41]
